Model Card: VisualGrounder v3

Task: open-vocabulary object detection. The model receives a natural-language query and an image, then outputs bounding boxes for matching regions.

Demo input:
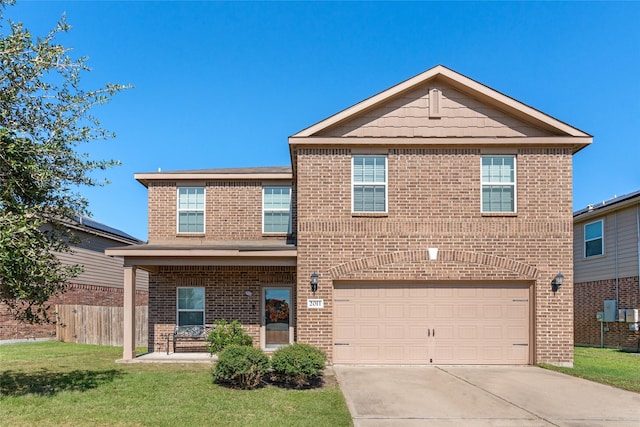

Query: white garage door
[334,283,530,365]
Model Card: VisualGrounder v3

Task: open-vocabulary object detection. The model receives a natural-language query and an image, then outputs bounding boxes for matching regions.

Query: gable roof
[573,190,640,221]
[68,215,142,244]
[290,65,591,145]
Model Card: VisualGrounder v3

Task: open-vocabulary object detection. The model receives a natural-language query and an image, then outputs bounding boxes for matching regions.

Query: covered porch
[106,241,297,361]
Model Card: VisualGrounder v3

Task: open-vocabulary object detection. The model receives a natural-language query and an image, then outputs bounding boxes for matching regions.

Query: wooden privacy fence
[56,304,148,347]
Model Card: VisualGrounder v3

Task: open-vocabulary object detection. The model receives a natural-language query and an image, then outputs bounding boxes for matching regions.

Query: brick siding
[295,147,574,365]
[147,180,294,242]
[574,275,640,350]
[147,265,296,353]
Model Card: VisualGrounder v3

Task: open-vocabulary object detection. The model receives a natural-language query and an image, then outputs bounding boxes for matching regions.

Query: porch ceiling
[105,241,297,271]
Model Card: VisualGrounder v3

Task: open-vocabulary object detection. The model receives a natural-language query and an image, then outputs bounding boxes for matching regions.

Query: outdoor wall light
[310,272,319,294]
[551,272,564,293]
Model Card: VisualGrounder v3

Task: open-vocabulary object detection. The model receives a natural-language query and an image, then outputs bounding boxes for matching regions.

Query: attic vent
[429,88,442,118]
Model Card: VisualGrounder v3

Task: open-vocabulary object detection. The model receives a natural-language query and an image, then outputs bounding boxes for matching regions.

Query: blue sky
[5,1,640,241]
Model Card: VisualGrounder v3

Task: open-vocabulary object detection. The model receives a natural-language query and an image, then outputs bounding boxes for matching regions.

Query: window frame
[176,186,206,234]
[584,219,604,258]
[262,186,292,234]
[480,155,517,214]
[351,155,388,214]
[176,287,205,327]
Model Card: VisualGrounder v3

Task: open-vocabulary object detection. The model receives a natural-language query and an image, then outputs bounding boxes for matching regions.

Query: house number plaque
[307,299,324,309]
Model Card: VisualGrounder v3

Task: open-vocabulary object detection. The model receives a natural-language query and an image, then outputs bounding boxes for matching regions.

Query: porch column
[123,266,137,360]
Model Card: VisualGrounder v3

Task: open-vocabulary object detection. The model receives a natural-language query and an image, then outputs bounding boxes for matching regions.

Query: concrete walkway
[116,352,215,364]
[334,365,640,426]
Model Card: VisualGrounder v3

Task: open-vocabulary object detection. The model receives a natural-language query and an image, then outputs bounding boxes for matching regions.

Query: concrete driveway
[334,365,640,426]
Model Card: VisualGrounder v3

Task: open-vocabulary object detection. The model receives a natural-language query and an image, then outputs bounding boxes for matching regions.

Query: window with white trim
[177,287,205,326]
[481,156,516,213]
[584,220,604,258]
[352,155,387,213]
[263,186,291,233]
[177,187,205,233]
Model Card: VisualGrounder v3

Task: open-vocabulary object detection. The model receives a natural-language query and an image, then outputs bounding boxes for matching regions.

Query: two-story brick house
[108,65,591,366]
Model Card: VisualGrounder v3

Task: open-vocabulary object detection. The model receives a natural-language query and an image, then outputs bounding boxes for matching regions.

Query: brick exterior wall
[574,275,640,351]
[147,265,296,353]
[147,180,294,242]
[294,147,574,365]
[0,283,148,341]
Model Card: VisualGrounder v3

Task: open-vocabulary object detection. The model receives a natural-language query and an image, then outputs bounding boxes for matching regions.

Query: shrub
[270,343,326,388]
[207,319,253,354]
[212,345,270,389]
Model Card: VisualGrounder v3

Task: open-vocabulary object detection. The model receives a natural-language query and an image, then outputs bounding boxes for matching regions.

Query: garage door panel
[506,305,527,319]
[405,345,428,361]
[409,304,428,319]
[458,288,478,298]
[385,287,405,297]
[407,325,427,339]
[435,325,454,338]
[334,303,356,319]
[360,304,380,318]
[334,283,530,365]
[385,304,405,318]
[481,346,503,361]
[335,324,356,341]
[434,304,454,319]
[359,345,381,361]
[359,325,380,339]
[510,345,529,361]
[482,305,503,318]
[409,287,429,298]
[457,346,479,361]
[434,287,454,298]
[433,343,454,361]
[458,304,478,318]
[483,325,502,339]
[459,325,479,339]
[507,325,528,340]
[385,324,405,339]
[360,287,381,297]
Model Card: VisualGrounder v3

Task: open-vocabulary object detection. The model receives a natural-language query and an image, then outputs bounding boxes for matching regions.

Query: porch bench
[168,325,213,354]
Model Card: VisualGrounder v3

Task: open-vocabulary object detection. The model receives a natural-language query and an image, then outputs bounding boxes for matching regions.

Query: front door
[263,287,292,349]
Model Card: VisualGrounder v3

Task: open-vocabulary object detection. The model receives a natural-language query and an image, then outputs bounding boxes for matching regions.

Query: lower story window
[177,287,205,326]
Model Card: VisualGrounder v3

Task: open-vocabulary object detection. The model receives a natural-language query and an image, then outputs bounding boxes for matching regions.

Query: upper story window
[177,187,205,234]
[263,186,291,234]
[481,156,516,213]
[584,220,604,258]
[352,155,387,213]
[177,287,205,326]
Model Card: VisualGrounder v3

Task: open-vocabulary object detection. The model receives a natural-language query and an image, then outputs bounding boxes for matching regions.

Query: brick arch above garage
[327,249,540,281]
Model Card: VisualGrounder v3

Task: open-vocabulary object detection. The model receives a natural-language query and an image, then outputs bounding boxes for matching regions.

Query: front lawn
[540,346,640,393]
[0,342,352,426]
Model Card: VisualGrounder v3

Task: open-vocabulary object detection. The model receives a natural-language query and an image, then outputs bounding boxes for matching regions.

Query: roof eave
[135,172,293,187]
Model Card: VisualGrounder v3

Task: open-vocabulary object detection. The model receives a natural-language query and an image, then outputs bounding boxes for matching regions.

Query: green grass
[540,346,640,393]
[0,342,353,426]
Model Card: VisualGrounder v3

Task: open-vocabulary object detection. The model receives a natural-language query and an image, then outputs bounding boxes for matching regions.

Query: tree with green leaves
[0,0,129,323]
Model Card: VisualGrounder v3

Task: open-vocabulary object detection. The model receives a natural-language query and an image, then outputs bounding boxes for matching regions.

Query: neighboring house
[107,65,591,366]
[573,191,640,351]
[0,216,149,342]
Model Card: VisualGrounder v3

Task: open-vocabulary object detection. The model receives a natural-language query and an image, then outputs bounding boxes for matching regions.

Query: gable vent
[429,88,442,118]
